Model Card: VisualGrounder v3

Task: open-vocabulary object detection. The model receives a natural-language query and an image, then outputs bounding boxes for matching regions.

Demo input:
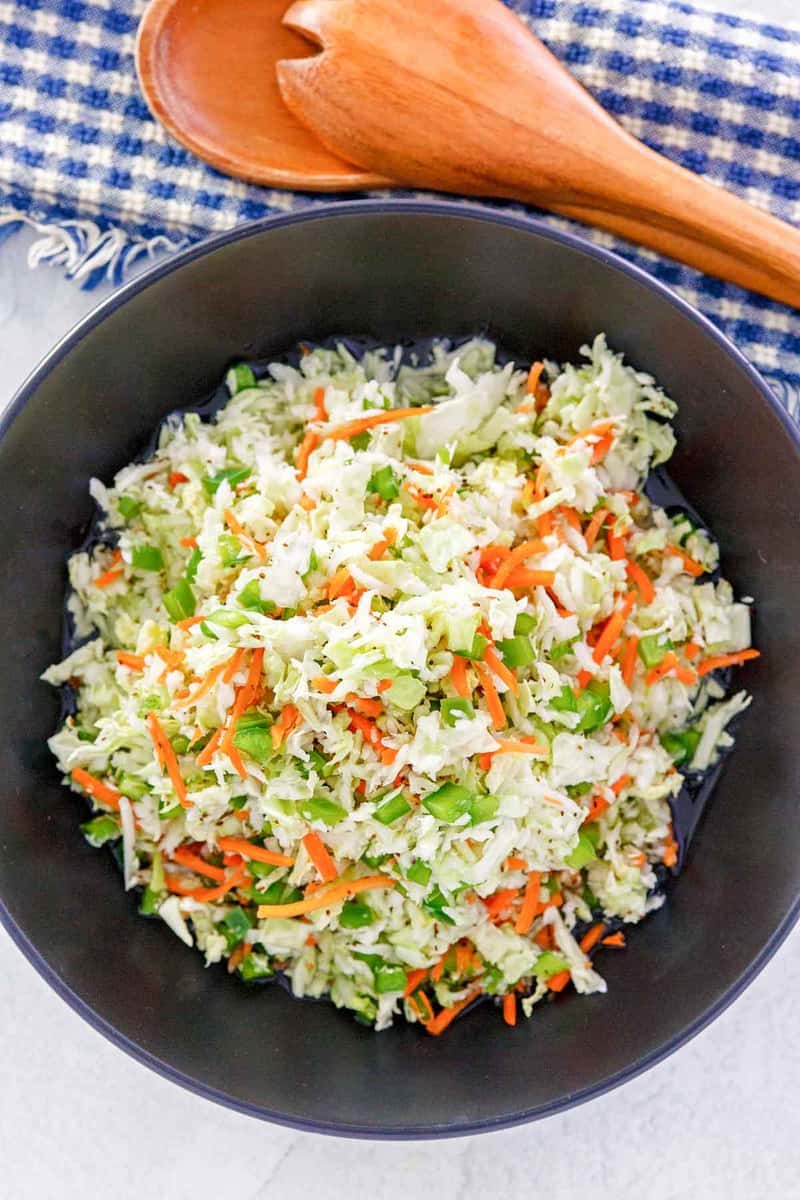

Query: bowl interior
[1,203,798,1136]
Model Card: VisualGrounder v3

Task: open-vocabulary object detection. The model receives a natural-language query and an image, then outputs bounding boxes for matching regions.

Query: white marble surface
[2,0,800,1190]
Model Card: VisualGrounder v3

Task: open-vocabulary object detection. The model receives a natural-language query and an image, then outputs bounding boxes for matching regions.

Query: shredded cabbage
[43,335,757,1032]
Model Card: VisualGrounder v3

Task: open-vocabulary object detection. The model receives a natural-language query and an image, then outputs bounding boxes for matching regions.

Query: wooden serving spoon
[277,0,800,309]
[135,0,386,190]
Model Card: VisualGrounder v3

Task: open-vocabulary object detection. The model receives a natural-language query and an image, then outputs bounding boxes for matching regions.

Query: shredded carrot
[166,860,247,902]
[407,460,435,475]
[474,661,506,730]
[299,494,317,512]
[171,846,227,882]
[195,725,224,767]
[519,477,536,508]
[147,712,190,808]
[498,567,556,590]
[217,837,294,868]
[503,993,517,1027]
[327,566,355,599]
[368,526,397,560]
[70,767,122,812]
[602,931,626,948]
[425,986,482,1036]
[346,694,383,718]
[312,674,338,694]
[696,648,760,676]
[515,871,542,934]
[621,635,639,687]
[576,668,593,689]
[449,654,471,699]
[302,830,338,882]
[172,662,226,711]
[377,678,393,693]
[662,830,679,868]
[296,430,319,480]
[533,462,548,502]
[592,591,636,665]
[489,539,547,589]
[403,968,428,997]
[116,650,146,671]
[483,888,519,921]
[271,704,300,749]
[312,385,327,422]
[583,507,609,550]
[222,647,247,685]
[583,793,610,824]
[611,774,632,796]
[537,510,554,538]
[525,361,544,395]
[224,509,267,560]
[684,641,701,660]
[490,738,548,757]
[169,471,189,488]
[483,646,519,697]
[257,874,395,918]
[546,970,571,993]
[431,952,449,983]
[579,923,606,954]
[93,553,124,588]
[645,651,682,686]
[606,522,628,562]
[322,406,434,444]
[590,431,615,465]
[625,560,655,605]
[179,536,198,549]
[455,941,473,975]
[665,545,705,577]
[227,943,250,973]
[176,615,204,630]
[505,856,527,871]
[534,925,555,949]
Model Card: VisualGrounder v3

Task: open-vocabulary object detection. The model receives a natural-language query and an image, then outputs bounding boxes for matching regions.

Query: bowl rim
[2,197,799,1138]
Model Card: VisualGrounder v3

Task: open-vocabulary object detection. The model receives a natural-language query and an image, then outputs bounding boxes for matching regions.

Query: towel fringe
[0,209,189,289]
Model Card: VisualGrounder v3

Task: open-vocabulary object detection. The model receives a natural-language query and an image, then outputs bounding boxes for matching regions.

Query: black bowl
[1,201,798,1137]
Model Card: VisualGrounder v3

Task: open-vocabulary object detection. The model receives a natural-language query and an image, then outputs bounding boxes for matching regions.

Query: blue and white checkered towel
[2,0,800,411]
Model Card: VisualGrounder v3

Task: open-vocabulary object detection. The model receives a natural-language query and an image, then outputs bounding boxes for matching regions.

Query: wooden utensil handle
[550,142,800,309]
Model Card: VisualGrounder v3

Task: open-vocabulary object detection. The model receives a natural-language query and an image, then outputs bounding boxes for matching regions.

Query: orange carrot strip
[515,871,542,935]
[592,591,636,665]
[222,647,247,685]
[564,419,617,448]
[70,767,122,812]
[257,875,395,918]
[576,668,593,689]
[611,774,632,796]
[583,794,610,824]
[579,923,605,955]
[483,888,519,921]
[525,361,544,395]
[403,968,428,997]
[546,970,571,993]
[296,430,319,480]
[172,662,226,711]
[621,635,639,687]
[645,651,681,687]
[590,431,615,465]
[584,507,609,550]
[166,860,247,902]
[665,545,705,577]
[425,987,482,1036]
[223,509,267,560]
[302,831,338,882]
[505,856,527,871]
[271,704,300,749]
[606,521,628,561]
[491,738,548,757]
[346,694,383,718]
[489,539,548,590]
[327,566,354,599]
[116,651,146,671]
[312,675,338,694]
[519,478,536,508]
[499,567,556,590]
[534,925,555,950]
[176,615,204,630]
[696,648,760,677]
[147,712,190,808]
[483,646,519,697]
[313,385,327,422]
[94,563,124,588]
[171,847,227,882]
[474,661,506,730]
[449,654,471,699]
[662,829,679,868]
[322,406,434,444]
[377,678,393,693]
[684,641,701,660]
[503,993,517,1027]
[626,561,655,605]
[431,952,449,983]
[217,837,294,868]
[602,932,626,948]
[195,726,224,767]
[179,536,198,549]
[368,527,397,561]
[407,460,435,475]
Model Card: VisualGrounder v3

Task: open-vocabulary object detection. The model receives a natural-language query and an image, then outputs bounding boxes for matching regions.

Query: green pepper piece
[163,578,196,622]
[532,951,570,980]
[550,684,578,713]
[238,953,273,981]
[375,964,408,994]
[406,861,432,886]
[367,465,401,501]
[221,906,254,946]
[498,635,535,668]
[514,612,537,636]
[299,797,348,825]
[661,728,701,765]
[117,773,149,801]
[185,548,202,583]
[80,814,120,847]
[131,544,164,572]
[575,681,613,733]
[441,698,475,726]
[565,832,598,869]
[202,466,251,496]
[373,791,412,825]
[638,633,674,669]
[227,363,257,393]
[117,495,142,520]
[422,782,474,823]
[339,900,375,928]
[469,794,500,825]
[549,637,577,663]
[453,633,489,661]
[423,886,456,925]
